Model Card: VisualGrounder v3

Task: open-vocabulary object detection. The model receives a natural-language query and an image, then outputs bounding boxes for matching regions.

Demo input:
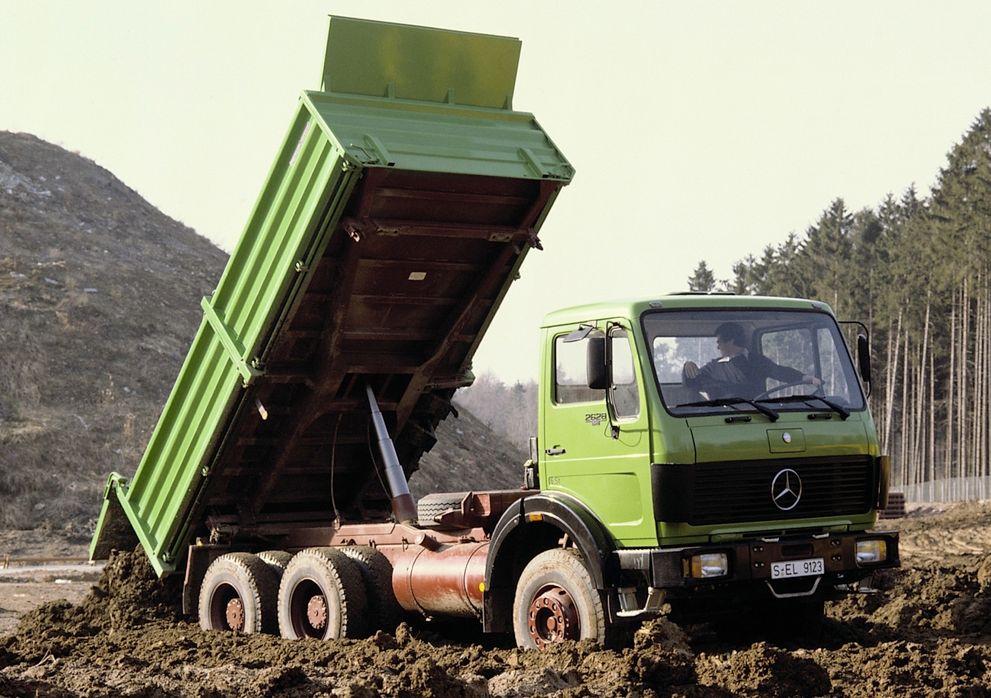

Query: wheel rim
[225,597,245,632]
[307,594,328,631]
[209,583,245,633]
[289,578,330,638]
[527,585,580,648]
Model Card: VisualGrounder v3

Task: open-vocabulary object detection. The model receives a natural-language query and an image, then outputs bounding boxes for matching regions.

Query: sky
[2,2,991,382]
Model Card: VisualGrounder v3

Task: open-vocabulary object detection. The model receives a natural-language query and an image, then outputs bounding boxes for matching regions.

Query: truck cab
[500,294,897,638]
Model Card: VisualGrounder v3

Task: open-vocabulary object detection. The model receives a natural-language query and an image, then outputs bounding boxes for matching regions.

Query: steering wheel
[754,382,822,401]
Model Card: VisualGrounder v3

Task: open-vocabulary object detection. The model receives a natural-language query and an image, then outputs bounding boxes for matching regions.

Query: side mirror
[857,334,872,385]
[587,334,610,390]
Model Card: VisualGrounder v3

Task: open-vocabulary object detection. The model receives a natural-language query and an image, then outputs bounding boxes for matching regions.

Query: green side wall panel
[90,98,362,575]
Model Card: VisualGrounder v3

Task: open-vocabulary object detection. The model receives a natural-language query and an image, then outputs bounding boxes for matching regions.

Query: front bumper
[615,529,900,593]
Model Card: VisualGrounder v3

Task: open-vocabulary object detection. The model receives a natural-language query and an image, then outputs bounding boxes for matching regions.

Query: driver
[682,322,821,399]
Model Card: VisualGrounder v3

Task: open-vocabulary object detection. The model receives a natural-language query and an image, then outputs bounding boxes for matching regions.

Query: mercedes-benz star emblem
[771,468,802,511]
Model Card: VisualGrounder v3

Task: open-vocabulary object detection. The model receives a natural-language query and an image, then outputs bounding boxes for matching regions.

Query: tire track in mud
[2,503,991,696]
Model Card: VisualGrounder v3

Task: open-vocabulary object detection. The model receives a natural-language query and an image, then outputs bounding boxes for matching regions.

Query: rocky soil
[1,502,990,697]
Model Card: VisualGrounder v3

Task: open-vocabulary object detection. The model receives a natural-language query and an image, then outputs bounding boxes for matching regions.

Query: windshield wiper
[755,394,850,420]
[677,397,779,422]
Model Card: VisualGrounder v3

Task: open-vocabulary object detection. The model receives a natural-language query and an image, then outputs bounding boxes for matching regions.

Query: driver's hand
[683,361,700,380]
[803,374,822,386]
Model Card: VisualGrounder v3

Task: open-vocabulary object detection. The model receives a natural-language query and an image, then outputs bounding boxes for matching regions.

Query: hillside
[410,406,526,498]
[0,132,523,534]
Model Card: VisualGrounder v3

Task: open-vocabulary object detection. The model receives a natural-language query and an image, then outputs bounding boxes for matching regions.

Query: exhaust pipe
[365,384,417,524]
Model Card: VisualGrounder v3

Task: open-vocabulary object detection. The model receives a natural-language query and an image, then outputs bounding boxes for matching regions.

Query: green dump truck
[90,17,898,649]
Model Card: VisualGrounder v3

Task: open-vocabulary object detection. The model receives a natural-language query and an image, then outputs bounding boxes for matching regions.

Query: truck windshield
[642,309,865,416]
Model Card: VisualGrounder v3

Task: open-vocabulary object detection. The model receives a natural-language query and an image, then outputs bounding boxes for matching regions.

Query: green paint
[537,295,882,549]
[539,319,657,545]
[321,17,521,109]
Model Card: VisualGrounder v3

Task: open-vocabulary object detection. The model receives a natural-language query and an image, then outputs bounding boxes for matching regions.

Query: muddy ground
[1,503,990,697]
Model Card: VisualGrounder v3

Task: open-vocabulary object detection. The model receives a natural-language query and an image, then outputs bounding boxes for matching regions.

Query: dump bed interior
[208,168,560,528]
[90,17,572,574]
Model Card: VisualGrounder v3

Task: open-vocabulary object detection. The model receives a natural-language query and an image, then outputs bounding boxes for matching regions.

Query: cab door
[539,321,656,546]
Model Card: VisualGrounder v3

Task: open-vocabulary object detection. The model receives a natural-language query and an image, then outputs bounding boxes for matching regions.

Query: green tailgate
[91,17,573,575]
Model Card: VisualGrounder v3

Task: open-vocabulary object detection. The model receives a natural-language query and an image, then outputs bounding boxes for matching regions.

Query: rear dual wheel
[340,545,402,633]
[257,549,293,576]
[198,552,279,634]
[277,547,369,640]
[199,547,400,640]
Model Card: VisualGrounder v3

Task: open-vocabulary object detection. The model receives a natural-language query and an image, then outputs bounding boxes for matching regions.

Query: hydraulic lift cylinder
[366,384,418,523]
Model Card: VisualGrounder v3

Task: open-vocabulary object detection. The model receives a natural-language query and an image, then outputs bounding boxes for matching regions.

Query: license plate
[770,557,824,579]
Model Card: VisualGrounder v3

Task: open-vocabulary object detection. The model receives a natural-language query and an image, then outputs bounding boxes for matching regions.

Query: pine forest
[688,108,991,501]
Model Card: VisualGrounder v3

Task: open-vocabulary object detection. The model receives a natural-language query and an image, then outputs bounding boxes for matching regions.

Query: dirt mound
[4,504,991,696]
[411,407,528,498]
[0,131,227,530]
[0,132,525,535]
[695,642,830,697]
[1,549,179,664]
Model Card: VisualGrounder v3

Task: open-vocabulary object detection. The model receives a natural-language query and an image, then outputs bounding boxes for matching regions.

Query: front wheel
[513,548,606,649]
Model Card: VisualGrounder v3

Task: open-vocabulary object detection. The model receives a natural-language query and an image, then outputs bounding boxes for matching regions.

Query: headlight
[689,552,729,578]
[856,539,887,565]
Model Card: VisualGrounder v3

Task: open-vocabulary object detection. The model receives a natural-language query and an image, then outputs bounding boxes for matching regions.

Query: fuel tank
[392,541,489,618]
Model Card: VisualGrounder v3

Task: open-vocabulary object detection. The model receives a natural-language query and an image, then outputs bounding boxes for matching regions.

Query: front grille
[653,456,876,526]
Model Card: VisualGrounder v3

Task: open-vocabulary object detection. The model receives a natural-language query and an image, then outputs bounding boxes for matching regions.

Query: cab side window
[554,335,603,404]
[553,330,640,419]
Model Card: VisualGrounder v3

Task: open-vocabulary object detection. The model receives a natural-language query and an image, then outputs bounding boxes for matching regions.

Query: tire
[277,547,369,640]
[417,492,468,526]
[198,552,279,634]
[340,545,403,632]
[513,548,606,649]
[258,550,293,578]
